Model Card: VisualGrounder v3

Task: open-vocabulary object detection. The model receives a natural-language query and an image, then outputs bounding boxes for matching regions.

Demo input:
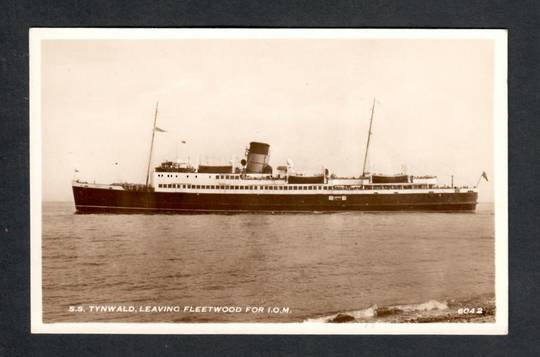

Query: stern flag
[181,140,186,144]
[154,127,167,133]
[481,171,489,182]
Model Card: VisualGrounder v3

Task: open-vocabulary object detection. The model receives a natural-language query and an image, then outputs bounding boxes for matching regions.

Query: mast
[362,98,376,176]
[145,101,159,187]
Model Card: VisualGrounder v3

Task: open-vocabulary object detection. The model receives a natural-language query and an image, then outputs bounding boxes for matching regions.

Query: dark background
[1,0,539,356]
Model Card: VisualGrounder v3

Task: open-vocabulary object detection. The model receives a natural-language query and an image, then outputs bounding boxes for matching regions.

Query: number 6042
[457,307,483,315]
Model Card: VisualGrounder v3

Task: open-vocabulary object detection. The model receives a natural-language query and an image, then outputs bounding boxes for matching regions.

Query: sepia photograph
[30,28,507,334]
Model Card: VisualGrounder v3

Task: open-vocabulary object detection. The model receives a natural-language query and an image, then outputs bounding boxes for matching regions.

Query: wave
[304,297,495,323]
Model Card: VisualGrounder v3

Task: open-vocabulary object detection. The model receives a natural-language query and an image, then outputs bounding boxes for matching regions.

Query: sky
[41,37,496,201]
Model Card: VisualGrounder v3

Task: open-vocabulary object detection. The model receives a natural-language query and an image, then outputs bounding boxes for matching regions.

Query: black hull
[73,186,478,213]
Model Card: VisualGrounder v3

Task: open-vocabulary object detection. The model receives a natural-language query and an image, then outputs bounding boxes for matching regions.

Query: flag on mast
[154,127,167,133]
[481,171,489,182]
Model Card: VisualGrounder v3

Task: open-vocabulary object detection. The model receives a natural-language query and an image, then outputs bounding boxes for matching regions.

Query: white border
[30,28,508,335]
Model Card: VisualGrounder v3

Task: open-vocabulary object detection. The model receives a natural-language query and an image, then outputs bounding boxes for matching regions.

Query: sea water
[42,202,495,323]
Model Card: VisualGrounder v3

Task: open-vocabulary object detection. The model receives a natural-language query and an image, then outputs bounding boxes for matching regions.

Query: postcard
[30,28,507,334]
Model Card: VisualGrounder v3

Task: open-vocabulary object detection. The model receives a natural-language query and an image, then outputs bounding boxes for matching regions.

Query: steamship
[72,102,479,213]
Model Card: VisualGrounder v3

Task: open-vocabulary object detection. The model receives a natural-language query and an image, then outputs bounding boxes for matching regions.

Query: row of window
[157,174,273,180]
[157,184,433,190]
[158,174,200,179]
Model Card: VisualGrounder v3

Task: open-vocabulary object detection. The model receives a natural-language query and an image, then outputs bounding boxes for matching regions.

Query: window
[182,184,186,188]
[186,175,189,178]
[196,185,200,189]
[158,184,162,188]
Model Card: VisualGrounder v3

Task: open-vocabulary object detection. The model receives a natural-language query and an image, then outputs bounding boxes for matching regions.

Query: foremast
[145,101,159,187]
